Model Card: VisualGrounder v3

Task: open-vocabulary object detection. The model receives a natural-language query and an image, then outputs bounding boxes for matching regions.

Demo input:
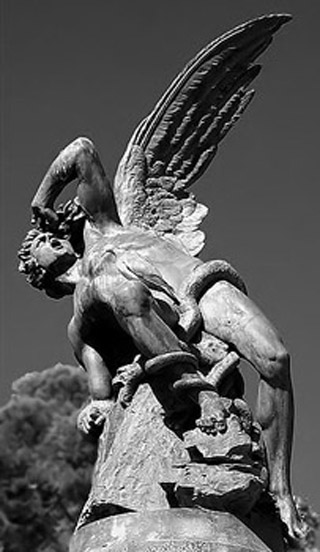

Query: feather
[113,14,291,256]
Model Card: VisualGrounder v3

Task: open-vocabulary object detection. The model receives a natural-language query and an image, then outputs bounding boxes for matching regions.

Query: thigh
[199,281,285,374]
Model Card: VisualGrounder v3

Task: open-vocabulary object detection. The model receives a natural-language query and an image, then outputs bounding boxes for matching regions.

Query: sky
[1,0,320,514]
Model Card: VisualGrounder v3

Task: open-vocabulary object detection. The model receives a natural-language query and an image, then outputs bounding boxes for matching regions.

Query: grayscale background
[1,0,319,513]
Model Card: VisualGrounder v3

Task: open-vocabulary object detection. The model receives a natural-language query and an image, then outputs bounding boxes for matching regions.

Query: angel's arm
[31,137,120,229]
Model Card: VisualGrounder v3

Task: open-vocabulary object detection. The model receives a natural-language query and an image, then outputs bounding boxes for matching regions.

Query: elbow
[70,137,98,170]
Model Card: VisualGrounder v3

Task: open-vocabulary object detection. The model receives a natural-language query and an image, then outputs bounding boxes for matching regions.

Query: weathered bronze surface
[19,13,308,551]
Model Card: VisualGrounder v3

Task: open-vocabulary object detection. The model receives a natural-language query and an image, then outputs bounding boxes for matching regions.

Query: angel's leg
[199,281,307,542]
[111,281,182,357]
[111,280,221,431]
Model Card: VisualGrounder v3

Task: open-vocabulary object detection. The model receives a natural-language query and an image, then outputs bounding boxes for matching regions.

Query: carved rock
[78,385,267,528]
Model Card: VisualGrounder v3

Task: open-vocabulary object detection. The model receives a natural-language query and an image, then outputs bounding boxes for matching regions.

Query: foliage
[0,364,318,552]
[0,364,96,552]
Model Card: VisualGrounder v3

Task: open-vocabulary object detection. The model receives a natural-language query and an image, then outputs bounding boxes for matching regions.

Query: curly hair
[18,199,86,296]
[18,228,47,289]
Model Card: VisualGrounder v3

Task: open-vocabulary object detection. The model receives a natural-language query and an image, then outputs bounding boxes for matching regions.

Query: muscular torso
[71,223,201,371]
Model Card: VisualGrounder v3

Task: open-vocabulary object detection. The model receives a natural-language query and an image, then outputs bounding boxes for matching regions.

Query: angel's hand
[77,399,114,436]
[31,205,59,231]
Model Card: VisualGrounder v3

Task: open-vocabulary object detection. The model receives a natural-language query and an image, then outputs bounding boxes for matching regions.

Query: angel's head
[18,199,85,298]
[18,229,78,298]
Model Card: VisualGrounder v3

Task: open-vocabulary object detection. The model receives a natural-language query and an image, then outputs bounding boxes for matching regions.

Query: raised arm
[31,137,120,229]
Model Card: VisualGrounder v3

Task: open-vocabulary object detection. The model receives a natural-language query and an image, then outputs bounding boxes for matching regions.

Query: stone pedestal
[72,385,285,552]
[78,385,267,526]
[70,509,274,552]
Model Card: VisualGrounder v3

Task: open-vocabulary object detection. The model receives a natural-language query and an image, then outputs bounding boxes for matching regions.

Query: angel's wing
[113,14,291,256]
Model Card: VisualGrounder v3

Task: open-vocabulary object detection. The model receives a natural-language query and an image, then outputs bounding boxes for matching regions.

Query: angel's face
[30,233,77,275]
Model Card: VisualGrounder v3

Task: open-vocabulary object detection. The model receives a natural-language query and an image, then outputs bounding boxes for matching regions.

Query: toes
[196,416,214,430]
[77,407,106,435]
[197,413,228,432]
[197,423,217,435]
[205,426,217,435]
[215,419,227,433]
[196,416,227,435]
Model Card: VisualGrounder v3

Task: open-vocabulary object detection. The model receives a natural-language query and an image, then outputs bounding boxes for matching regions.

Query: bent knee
[262,345,291,386]
[114,281,152,318]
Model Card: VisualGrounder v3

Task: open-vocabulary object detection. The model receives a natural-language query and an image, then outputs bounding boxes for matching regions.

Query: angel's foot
[196,390,230,435]
[77,399,114,436]
[275,493,310,548]
[232,397,253,433]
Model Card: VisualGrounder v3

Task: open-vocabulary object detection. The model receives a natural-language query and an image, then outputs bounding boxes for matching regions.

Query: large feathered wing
[113,14,291,256]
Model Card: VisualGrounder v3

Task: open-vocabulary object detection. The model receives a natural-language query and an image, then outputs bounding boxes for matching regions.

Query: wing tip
[267,13,292,21]
[236,13,292,38]
[256,13,292,31]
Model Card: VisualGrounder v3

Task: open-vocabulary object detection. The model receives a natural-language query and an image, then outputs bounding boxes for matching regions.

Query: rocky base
[74,385,285,552]
[78,385,267,526]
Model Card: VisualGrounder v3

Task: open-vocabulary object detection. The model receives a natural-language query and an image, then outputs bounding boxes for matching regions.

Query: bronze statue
[18,14,307,545]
